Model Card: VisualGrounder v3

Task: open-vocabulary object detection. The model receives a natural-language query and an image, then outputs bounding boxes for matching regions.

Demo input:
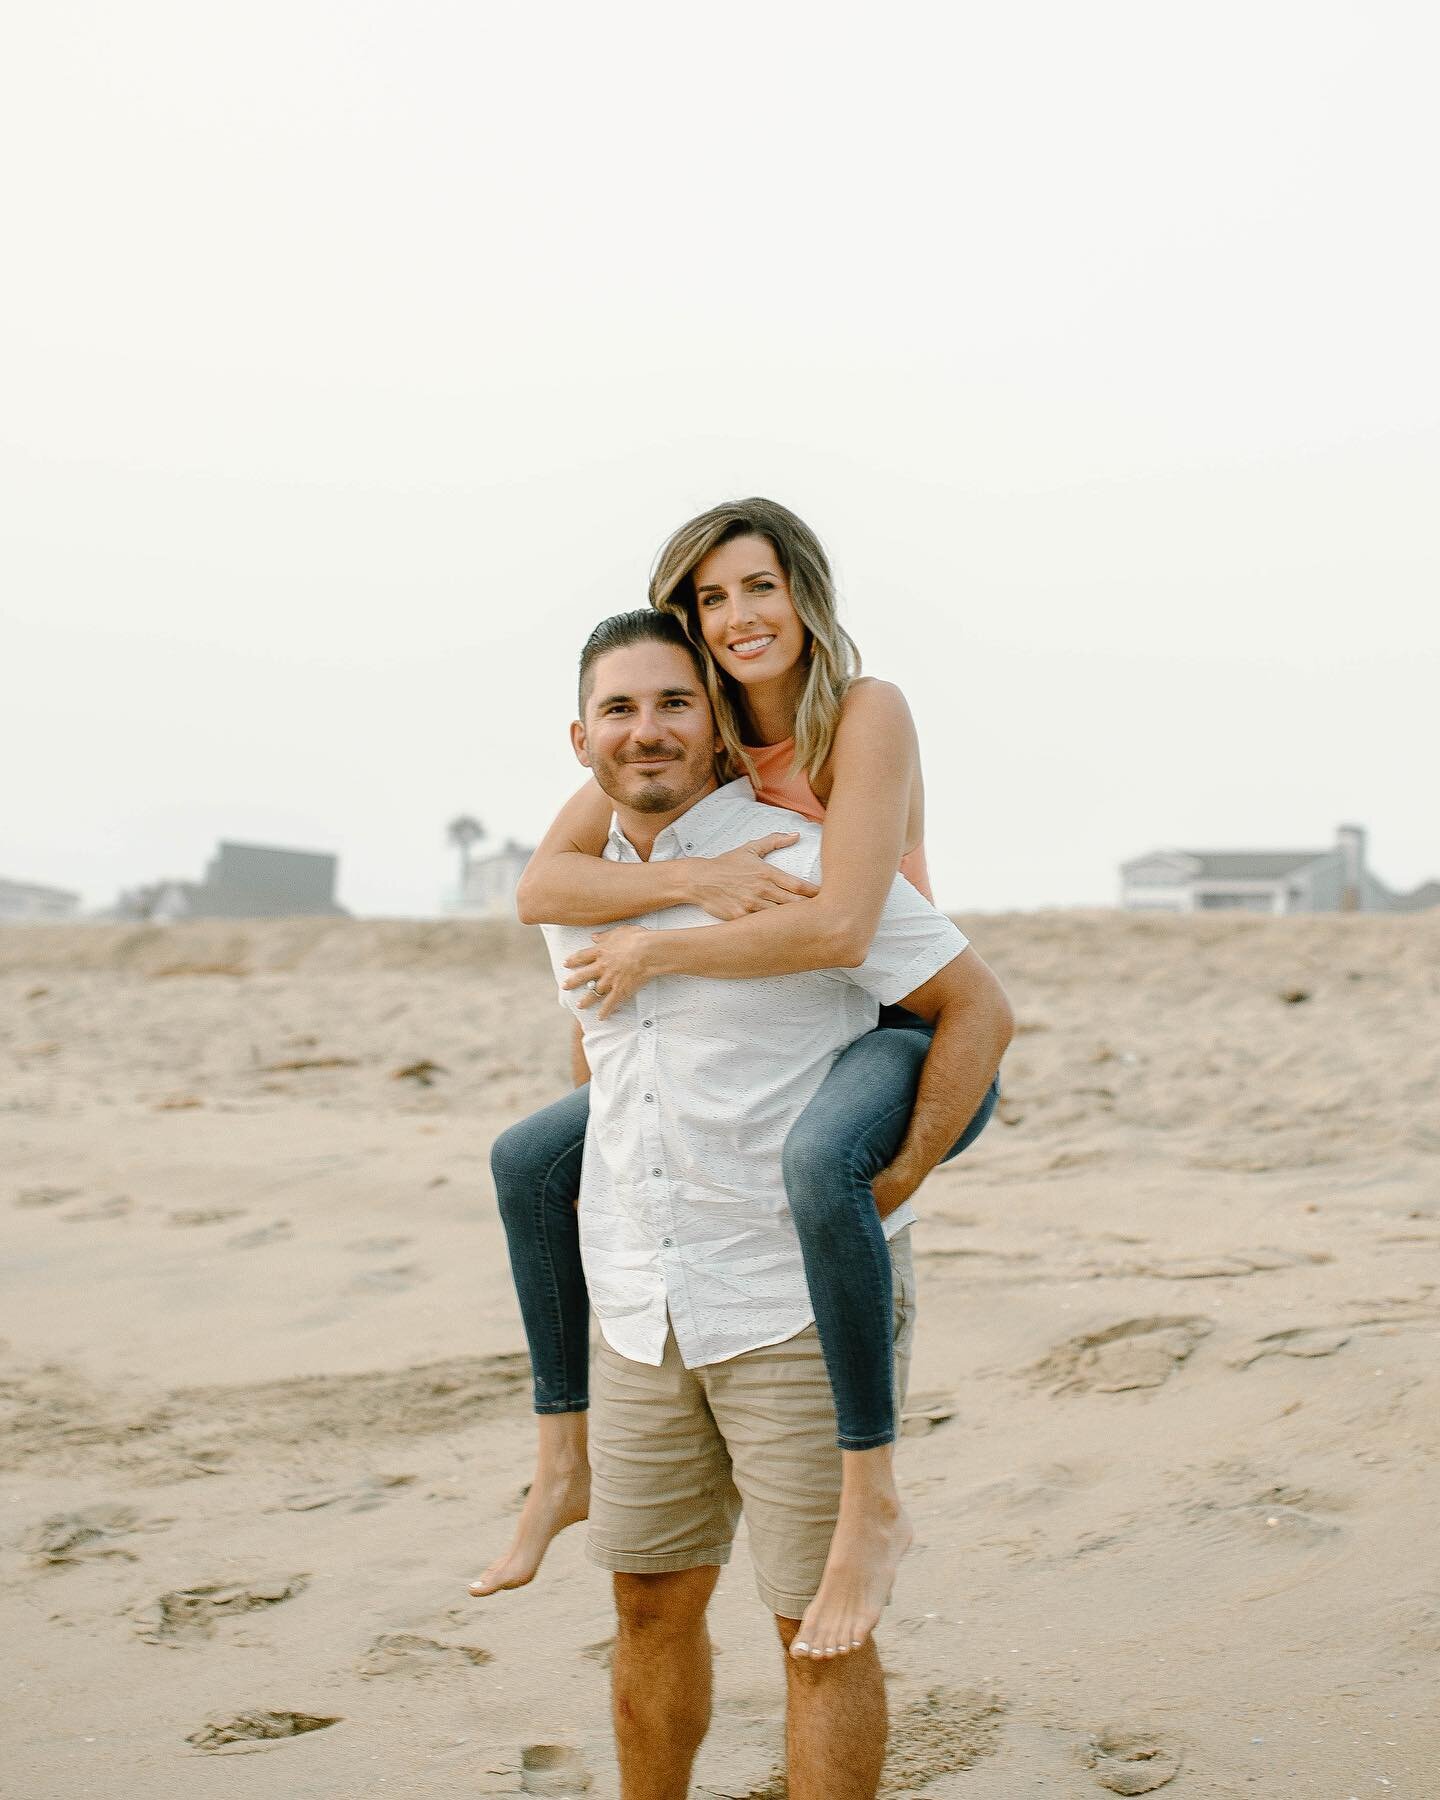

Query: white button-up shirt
[540,779,969,1370]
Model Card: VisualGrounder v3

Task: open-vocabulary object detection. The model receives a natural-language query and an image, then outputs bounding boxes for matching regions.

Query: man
[539,610,1010,1800]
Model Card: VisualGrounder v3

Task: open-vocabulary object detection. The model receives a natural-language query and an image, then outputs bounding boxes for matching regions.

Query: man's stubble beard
[594,747,716,817]
[626,776,690,814]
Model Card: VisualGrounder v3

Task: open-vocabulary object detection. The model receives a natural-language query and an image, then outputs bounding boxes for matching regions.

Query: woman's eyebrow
[695,568,777,593]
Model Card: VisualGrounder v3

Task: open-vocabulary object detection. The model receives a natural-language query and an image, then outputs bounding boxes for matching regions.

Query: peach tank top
[744,739,935,903]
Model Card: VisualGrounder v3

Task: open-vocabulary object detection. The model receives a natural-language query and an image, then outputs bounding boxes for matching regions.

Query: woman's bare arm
[563,682,923,1002]
[516,779,816,926]
[515,781,688,925]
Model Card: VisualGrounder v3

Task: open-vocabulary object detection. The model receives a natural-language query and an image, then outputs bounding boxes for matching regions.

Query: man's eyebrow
[593,684,701,708]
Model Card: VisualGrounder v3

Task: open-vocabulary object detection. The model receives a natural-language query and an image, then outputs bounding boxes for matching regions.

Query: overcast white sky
[3,1,1437,917]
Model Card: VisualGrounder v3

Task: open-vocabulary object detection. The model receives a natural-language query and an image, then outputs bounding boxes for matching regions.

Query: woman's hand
[563,926,659,1019]
[685,833,819,920]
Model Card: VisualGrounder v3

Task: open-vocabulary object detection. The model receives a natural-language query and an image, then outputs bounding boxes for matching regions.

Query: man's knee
[614,1567,718,1639]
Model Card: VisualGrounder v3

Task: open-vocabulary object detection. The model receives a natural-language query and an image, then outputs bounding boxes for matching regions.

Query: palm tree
[446,815,486,901]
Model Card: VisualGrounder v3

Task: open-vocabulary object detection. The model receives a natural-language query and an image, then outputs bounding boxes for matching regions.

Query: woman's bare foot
[468,1413,590,1597]
[790,1445,912,1659]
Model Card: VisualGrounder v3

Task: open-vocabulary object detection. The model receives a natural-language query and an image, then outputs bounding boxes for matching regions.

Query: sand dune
[3,912,1438,1796]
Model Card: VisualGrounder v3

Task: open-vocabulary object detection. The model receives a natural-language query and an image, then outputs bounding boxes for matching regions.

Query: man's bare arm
[873,948,1013,1217]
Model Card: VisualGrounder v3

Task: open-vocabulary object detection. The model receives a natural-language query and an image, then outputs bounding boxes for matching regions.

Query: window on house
[1196,891,1272,912]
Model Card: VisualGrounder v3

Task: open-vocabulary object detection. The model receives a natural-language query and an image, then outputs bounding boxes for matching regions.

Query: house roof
[1123,848,1330,881]
[0,876,81,904]
[1391,879,1440,913]
[1182,851,1330,880]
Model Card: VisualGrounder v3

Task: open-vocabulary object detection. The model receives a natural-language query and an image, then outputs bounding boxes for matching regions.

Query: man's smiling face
[573,639,722,820]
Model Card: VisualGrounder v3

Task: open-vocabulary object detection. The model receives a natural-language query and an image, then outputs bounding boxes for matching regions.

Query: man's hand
[874,949,1013,1212]
[563,925,657,1020]
[871,1164,922,1220]
[685,834,819,920]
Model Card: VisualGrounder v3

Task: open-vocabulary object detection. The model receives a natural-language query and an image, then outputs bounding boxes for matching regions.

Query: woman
[471,498,1006,1659]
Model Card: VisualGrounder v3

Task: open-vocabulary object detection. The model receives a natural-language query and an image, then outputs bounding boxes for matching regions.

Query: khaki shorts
[586,1229,916,1619]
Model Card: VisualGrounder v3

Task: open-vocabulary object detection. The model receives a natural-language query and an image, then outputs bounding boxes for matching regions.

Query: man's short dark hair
[577,609,708,714]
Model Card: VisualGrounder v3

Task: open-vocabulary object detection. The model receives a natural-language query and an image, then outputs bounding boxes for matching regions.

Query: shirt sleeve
[539,923,581,1013]
[841,874,970,1006]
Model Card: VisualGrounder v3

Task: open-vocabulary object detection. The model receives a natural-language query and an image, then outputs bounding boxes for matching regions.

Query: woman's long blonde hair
[649,498,861,784]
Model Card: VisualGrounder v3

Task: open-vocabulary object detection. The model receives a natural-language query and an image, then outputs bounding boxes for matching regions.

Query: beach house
[112,842,349,921]
[0,877,81,923]
[456,838,535,920]
[1120,825,1438,915]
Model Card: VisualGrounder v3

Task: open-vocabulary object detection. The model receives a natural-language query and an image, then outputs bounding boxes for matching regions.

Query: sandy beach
[2,911,1438,1799]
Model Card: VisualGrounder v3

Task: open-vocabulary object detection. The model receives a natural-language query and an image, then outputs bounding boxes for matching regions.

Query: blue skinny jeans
[491,1010,998,1450]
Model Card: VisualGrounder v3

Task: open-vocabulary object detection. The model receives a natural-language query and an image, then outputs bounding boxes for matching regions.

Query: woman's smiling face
[692,533,808,688]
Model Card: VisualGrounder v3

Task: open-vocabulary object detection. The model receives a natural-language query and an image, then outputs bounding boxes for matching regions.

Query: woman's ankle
[535,1411,589,1475]
[838,1443,900,1504]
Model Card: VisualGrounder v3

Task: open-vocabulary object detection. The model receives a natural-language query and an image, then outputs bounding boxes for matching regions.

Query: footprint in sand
[134,1575,309,1643]
[1388,1593,1440,1655]
[956,1472,1075,1520]
[18,1355,531,1485]
[881,1686,1006,1793]
[1230,1325,1351,1368]
[900,1391,958,1437]
[167,1207,247,1228]
[1186,1494,1341,1548]
[346,1235,416,1254]
[521,1745,593,1795]
[61,1195,134,1222]
[187,1710,340,1754]
[1119,1247,1331,1280]
[1031,1316,1213,1395]
[133,1443,232,1484]
[279,1473,416,1513]
[356,1631,492,1677]
[349,1263,427,1294]
[24,1504,172,1565]
[177,1352,532,1448]
[1083,1725,1182,1793]
[228,1220,293,1249]
[14,1186,81,1209]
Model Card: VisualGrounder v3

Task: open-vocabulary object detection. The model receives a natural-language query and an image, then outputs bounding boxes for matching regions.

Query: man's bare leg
[791,1444,911,1658]
[776,1613,887,1799]
[469,1412,590,1597]
[612,1566,719,1800]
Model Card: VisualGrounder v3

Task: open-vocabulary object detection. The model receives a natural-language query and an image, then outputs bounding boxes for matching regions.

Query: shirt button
[642,1019,654,1028]
[662,1236,673,1248]
[644,1093,654,1103]
[652,1168,662,1178]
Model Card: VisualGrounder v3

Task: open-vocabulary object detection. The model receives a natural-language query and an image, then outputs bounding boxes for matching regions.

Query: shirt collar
[606,779,756,863]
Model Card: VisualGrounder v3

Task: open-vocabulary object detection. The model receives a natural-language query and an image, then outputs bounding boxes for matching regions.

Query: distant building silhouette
[111,842,348,921]
[1120,824,1437,915]
[455,838,534,920]
[0,877,81,924]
